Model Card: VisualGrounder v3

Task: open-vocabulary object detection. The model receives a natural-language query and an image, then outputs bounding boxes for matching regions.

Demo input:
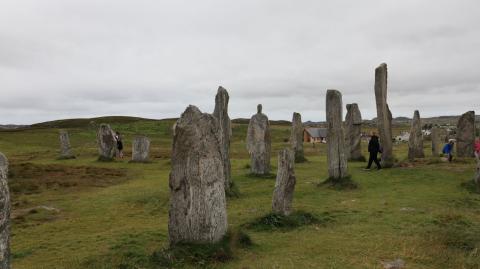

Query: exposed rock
[272,149,296,215]
[0,152,10,269]
[169,105,227,244]
[431,127,447,156]
[59,130,75,159]
[97,124,116,161]
[381,259,405,269]
[213,86,232,191]
[246,104,271,175]
[131,136,150,162]
[345,103,364,161]
[326,90,348,179]
[408,110,425,161]
[456,111,475,157]
[290,112,305,163]
[374,63,394,167]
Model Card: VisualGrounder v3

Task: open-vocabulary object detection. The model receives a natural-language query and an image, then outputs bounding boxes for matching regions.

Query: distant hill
[30,116,164,129]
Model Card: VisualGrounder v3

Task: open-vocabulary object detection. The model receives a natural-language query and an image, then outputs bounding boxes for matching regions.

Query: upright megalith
[456,111,476,157]
[213,86,232,191]
[131,136,150,162]
[169,105,227,244]
[272,149,296,215]
[97,124,116,161]
[326,90,348,179]
[0,153,10,269]
[247,104,271,175]
[431,127,447,156]
[374,63,394,167]
[408,110,425,161]
[290,112,305,163]
[58,130,75,159]
[345,104,364,161]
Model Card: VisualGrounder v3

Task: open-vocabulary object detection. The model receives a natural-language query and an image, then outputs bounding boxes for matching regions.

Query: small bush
[244,211,333,231]
[320,175,358,190]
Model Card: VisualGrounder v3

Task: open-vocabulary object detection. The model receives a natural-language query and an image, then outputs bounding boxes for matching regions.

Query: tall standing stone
[0,153,10,269]
[213,86,232,191]
[131,136,150,162]
[58,130,75,159]
[272,149,296,216]
[290,112,305,163]
[169,105,227,244]
[408,110,425,161]
[456,111,476,157]
[246,104,271,175]
[431,127,447,156]
[326,90,348,179]
[374,63,394,167]
[345,104,364,161]
[97,124,116,161]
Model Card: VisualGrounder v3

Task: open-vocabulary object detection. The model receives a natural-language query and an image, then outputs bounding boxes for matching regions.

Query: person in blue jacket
[442,139,455,162]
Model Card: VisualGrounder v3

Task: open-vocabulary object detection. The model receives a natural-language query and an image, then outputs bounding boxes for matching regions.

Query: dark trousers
[367,151,381,169]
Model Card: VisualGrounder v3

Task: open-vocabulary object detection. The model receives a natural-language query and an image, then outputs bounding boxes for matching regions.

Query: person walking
[115,131,124,159]
[442,139,455,163]
[475,139,480,159]
[364,131,382,170]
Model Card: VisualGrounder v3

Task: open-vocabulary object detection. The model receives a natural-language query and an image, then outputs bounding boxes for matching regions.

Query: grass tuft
[244,211,332,231]
[150,229,253,268]
[97,156,115,162]
[429,213,480,251]
[320,175,358,190]
[461,179,480,194]
[246,173,276,179]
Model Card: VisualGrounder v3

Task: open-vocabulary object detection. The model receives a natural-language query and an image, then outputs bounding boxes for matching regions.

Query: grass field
[1,117,479,269]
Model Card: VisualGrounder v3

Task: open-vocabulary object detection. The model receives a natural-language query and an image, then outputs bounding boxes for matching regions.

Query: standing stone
[272,149,296,216]
[213,86,232,192]
[169,105,227,244]
[58,130,75,159]
[97,124,116,161]
[408,110,425,161]
[246,104,271,175]
[456,111,476,157]
[290,112,305,163]
[431,127,447,156]
[345,104,364,161]
[0,153,10,269]
[374,63,394,167]
[131,136,150,162]
[326,90,348,179]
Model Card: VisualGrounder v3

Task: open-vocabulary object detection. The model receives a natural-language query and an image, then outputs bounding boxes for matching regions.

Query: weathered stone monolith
[169,105,227,244]
[59,130,75,159]
[272,149,296,215]
[97,124,116,161]
[345,103,364,161]
[246,104,271,175]
[0,153,10,269]
[408,110,425,161]
[431,127,447,156]
[290,112,305,163]
[374,63,394,167]
[213,86,232,192]
[131,136,150,162]
[326,90,348,179]
[456,111,475,157]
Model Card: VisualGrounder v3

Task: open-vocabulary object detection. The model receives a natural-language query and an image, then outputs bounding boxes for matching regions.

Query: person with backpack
[115,131,124,159]
[442,139,455,163]
[364,131,382,170]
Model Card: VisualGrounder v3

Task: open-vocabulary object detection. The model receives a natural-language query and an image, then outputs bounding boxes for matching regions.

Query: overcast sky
[1,0,479,124]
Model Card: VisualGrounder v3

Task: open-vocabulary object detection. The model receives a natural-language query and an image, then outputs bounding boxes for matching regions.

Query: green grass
[1,118,479,268]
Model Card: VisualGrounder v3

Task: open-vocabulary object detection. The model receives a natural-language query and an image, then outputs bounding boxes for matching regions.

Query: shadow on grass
[319,176,358,190]
[246,173,276,179]
[243,211,334,231]
[461,179,480,194]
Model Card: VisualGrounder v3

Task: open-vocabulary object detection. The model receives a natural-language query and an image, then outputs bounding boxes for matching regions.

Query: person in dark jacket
[115,131,124,158]
[365,131,382,170]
